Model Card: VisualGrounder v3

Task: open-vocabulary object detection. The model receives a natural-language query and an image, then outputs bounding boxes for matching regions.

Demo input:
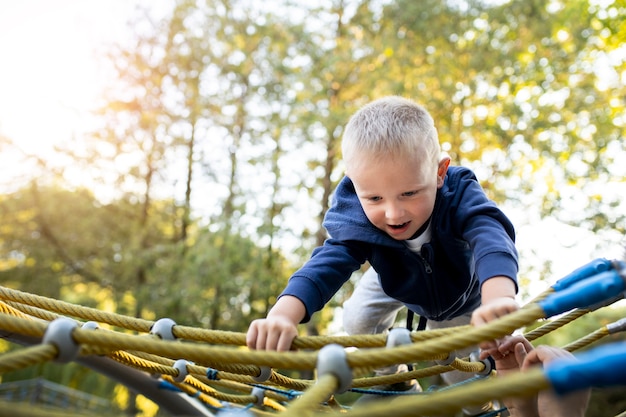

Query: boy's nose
[385,203,404,221]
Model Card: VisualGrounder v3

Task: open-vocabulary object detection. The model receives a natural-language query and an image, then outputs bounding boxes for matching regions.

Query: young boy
[247,96,519,411]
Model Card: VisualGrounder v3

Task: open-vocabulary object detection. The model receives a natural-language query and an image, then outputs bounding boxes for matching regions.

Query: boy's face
[348,153,450,240]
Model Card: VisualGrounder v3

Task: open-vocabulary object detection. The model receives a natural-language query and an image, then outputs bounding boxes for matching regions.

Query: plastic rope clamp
[81,321,100,330]
[546,340,626,394]
[218,409,254,417]
[316,344,352,394]
[252,366,271,382]
[251,386,265,406]
[540,269,626,317]
[435,351,457,366]
[552,258,613,291]
[42,318,80,363]
[173,359,191,383]
[606,318,626,334]
[470,351,494,377]
[150,318,177,340]
[386,327,412,348]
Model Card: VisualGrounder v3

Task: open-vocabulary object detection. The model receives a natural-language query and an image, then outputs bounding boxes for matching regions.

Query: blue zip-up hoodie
[281,166,518,323]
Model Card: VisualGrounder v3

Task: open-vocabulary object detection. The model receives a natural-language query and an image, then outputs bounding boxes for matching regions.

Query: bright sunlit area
[0,1,143,153]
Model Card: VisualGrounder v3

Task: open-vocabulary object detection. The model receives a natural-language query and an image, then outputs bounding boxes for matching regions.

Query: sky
[0,1,623,303]
[0,1,150,155]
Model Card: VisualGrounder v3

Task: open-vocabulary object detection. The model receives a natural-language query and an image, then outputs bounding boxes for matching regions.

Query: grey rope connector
[251,386,265,406]
[435,351,458,366]
[150,318,177,340]
[316,344,352,394]
[81,321,100,330]
[470,351,494,377]
[252,366,271,382]
[42,318,80,363]
[607,318,626,334]
[386,327,412,348]
[173,359,192,382]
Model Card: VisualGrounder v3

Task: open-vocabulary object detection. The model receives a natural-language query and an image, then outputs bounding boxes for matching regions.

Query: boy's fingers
[514,342,528,368]
[278,332,295,352]
[246,322,259,350]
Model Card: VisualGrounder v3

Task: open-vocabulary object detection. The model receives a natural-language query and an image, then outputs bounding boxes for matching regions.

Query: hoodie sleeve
[442,167,519,289]
[280,239,368,322]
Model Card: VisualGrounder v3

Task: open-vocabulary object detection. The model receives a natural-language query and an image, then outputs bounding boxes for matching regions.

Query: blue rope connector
[546,341,626,395]
[206,368,219,380]
[552,258,613,291]
[540,269,626,318]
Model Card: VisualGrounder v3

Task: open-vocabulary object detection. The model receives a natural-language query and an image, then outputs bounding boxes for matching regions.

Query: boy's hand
[472,296,519,357]
[471,275,519,358]
[247,316,298,351]
[470,296,519,327]
[491,336,539,417]
[246,295,306,351]
[493,335,589,417]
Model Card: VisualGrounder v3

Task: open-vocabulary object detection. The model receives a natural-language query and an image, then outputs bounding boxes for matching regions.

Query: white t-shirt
[404,222,432,253]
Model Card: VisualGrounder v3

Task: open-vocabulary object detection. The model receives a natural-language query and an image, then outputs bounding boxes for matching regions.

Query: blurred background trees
[0,0,625,415]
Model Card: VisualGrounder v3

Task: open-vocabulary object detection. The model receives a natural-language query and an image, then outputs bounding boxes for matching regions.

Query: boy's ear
[437,157,451,188]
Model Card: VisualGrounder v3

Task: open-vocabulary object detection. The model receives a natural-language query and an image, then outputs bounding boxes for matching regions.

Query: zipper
[417,252,433,274]
[419,244,441,318]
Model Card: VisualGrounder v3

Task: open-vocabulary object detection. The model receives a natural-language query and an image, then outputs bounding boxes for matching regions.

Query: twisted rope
[0,343,58,374]
[2,283,623,417]
[524,308,591,342]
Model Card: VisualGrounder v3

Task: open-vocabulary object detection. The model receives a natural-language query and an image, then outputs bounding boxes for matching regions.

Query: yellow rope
[448,357,486,373]
[0,312,47,338]
[346,305,544,369]
[0,343,59,373]
[0,286,475,350]
[4,300,62,322]
[283,373,338,416]
[0,303,544,375]
[1,284,618,417]
[524,308,591,342]
[161,374,224,408]
[0,287,153,332]
[0,301,33,319]
[326,368,549,417]
[109,350,174,376]
[563,327,610,352]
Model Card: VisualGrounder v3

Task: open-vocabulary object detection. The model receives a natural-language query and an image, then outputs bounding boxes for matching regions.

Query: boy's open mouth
[389,222,409,230]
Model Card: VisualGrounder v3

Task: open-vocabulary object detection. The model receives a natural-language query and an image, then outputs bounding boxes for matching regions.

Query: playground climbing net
[1,257,626,417]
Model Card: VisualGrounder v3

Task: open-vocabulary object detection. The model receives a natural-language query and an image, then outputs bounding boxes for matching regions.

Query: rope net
[0,263,625,417]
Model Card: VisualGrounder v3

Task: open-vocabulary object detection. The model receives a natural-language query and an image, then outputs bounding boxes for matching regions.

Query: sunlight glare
[0,0,155,190]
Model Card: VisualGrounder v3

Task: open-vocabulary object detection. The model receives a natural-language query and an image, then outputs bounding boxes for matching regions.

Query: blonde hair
[342,96,440,169]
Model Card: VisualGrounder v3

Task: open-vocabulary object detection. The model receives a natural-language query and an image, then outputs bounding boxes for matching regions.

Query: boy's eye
[368,196,382,202]
[402,191,418,197]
